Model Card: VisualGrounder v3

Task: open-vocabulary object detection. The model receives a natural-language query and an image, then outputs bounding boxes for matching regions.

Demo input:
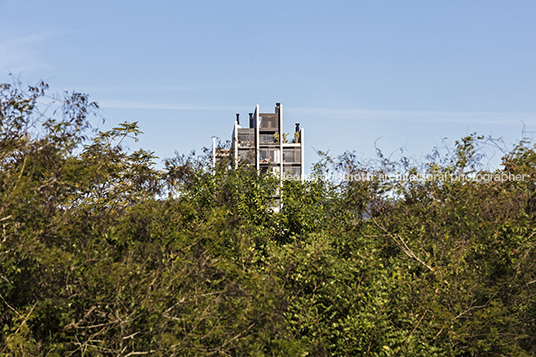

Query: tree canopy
[1,80,536,356]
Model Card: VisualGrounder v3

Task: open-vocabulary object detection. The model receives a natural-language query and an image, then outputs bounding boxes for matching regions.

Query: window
[238,150,254,164]
[283,150,294,163]
[238,133,252,143]
[260,149,280,163]
[283,166,301,178]
[260,115,278,129]
[283,147,300,163]
[260,149,271,163]
[260,134,276,143]
[274,149,280,163]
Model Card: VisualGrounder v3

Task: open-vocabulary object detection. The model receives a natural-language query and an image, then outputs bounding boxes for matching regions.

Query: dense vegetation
[1,81,536,356]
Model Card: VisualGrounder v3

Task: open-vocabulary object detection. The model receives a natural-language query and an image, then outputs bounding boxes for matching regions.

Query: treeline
[1,81,536,356]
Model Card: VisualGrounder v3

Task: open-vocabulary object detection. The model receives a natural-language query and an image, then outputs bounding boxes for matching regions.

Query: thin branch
[372,217,434,272]
[210,323,256,354]
[408,308,429,338]
[123,350,156,357]
[0,292,20,316]
[0,302,37,355]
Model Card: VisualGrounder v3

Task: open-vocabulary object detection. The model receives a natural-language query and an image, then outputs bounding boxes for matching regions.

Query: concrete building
[212,103,304,181]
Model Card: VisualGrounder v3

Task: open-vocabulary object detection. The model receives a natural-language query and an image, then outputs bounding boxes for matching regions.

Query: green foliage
[1,81,536,356]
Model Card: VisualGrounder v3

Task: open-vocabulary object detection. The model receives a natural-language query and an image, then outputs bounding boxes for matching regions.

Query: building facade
[212,103,304,181]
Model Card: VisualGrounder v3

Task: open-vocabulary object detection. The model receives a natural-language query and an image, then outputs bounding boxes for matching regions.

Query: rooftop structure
[212,103,304,181]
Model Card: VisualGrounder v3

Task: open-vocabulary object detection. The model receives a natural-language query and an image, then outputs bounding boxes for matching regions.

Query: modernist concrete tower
[212,103,304,181]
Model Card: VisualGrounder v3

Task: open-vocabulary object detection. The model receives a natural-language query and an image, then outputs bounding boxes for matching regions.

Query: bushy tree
[276,135,536,356]
[0,81,297,356]
[2,80,536,356]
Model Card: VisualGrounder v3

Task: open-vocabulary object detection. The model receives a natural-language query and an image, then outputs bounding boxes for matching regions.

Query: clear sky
[2,0,535,171]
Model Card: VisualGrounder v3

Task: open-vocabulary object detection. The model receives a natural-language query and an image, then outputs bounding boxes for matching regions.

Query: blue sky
[1,0,535,171]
